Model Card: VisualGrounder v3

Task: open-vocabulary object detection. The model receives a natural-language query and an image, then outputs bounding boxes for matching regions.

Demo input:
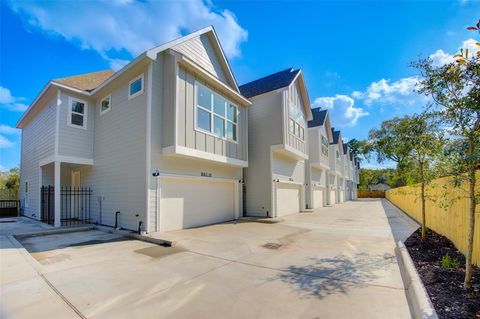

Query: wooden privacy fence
[386,171,480,266]
[358,190,385,198]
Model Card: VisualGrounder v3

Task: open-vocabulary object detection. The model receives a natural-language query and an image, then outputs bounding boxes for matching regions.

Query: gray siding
[87,66,148,231]
[175,66,247,161]
[173,34,230,86]
[243,92,282,216]
[57,91,94,159]
[271,153,305,184]
[20,93,57,219]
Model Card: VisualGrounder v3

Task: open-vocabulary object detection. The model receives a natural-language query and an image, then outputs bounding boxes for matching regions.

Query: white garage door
[276,183,301,217]
[330,190,337,205]
[160,178,236,232]
[313,187,324,208]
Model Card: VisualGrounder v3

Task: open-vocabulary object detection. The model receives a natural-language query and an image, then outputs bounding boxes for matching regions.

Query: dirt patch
[33,253,71,265]
[262,242,282,250]
[404,228,480,319]
[134,246,185,258]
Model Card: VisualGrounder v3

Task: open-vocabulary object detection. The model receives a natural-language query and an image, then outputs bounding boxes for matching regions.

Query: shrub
[441,254,459,269]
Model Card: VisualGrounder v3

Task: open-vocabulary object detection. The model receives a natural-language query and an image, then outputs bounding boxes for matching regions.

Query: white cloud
[0,135,14,148]
[352,77,422,107]
[0,86,28,112]
[0,125,20,135]
[8,0,248,70]
[429,38,479,67]
[312,95,369,127]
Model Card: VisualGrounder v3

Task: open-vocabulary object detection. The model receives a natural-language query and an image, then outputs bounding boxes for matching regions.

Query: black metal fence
[41,186,92,226]
[0,200,20,218]
[41,186,54,225]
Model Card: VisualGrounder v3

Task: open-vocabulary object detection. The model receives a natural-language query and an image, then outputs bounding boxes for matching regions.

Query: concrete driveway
[0,199,418,319]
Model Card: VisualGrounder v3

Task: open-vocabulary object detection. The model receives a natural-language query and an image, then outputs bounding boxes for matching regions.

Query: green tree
[403,114,444,240]
[367,117,414,186]
[413,22,480,288]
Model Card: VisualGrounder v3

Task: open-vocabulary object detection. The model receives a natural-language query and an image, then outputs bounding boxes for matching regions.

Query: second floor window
[196,82,238,142]
[100,95,111,115]
[68,97,87,129]
[128,74,144,99]
[321,135,329,156]
[289,102,305,141]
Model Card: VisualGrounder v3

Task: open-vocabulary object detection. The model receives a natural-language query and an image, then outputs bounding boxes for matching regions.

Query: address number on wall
[201,172,213,177]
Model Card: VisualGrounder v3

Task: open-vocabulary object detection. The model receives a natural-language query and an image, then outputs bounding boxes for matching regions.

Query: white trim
[162,145,248,167]
[128,74,144,100]
[67,96,88,130]
[194,81,239,144]
[54,161,61,227]
[54,90,61,155]
[145,63,153,234]
[100,94,112,115]
[39,155,93,167]
[51,81,88,95]
[271,143,308,160]
[159,172,238,183]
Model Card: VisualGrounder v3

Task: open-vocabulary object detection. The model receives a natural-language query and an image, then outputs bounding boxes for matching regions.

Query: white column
[54,161,61,227]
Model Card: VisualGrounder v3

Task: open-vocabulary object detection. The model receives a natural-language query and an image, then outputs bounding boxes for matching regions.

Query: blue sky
[1,0,479,171]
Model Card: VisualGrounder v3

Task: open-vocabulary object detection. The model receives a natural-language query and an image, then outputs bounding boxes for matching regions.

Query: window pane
[227,104,237,122]
[71,114,84,126]
[213,116,225,137]
[72,101,84,114]
[197,84,211,110]
[300,127,304,140]
[226,122,236,141]
[197,108,211,131]
[289,119,295,134]
[130,78,142,96]
[101,98,110,112]
[213,94,225,116]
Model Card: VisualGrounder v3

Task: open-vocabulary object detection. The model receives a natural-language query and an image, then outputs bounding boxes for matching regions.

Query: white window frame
[194,81,238,143]
[288,101,305,141]
[24,180,29,207]
[67,97,88,129]
[321,135,329,156]
[100,94,111,115]
[128,74,144,100]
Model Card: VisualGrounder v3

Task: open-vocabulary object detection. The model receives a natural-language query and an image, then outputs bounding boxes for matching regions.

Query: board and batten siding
[20,93,57,218]
[175,66,247,162]
[57,91,94,159]
[283,81,308,155]
[86,67,148,231]
[172,34,231,87]
[243,92,282,216]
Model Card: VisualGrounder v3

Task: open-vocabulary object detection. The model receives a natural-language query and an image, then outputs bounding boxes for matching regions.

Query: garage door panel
[160,179,235,232]
[313,188,324,208]
[276,183,300,217]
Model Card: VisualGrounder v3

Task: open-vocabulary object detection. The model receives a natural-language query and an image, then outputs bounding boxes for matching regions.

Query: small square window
[128,75,144,99]
[100,95,111,115]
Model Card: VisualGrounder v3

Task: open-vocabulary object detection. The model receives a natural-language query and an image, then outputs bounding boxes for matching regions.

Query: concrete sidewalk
[0,199,418,319]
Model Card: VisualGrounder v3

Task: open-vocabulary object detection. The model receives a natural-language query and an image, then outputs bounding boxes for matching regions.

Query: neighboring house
[305,108,333,209]
[328,128,345,204]
[239,68,313,218]
[17,26,251,232]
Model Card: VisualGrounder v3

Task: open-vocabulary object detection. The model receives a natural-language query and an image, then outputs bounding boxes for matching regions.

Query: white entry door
[160,178,236,232]
[276,183,301,217]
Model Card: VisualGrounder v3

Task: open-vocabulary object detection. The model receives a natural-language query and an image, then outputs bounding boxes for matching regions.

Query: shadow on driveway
[276,252,397,298]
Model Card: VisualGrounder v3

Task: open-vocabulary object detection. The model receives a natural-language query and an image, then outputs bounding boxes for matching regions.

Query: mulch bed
[404,228,480,319]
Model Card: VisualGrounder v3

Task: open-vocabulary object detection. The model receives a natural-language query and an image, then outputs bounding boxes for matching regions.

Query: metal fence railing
[41,186,92,226]
[0,200,20,218]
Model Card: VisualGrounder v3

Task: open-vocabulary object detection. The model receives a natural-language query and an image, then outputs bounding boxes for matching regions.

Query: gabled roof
[239,68,300,98]
[308,108,328,128]
[54,70,114,92]
[331,128,341,145]
[17,26,245,128]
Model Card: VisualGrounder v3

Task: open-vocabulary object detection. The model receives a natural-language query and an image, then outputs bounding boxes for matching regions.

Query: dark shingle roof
[308,108,328,128]
[239,68,300,98]
[331,128,340,145]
